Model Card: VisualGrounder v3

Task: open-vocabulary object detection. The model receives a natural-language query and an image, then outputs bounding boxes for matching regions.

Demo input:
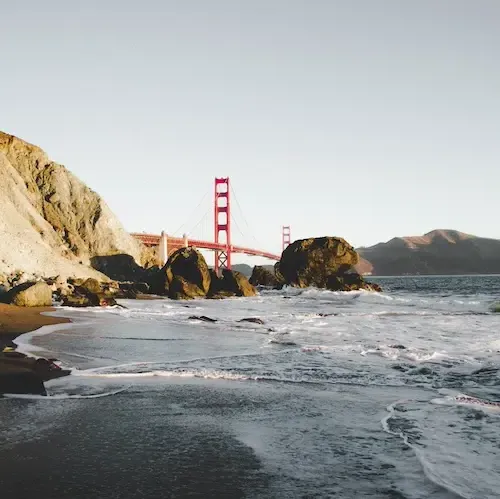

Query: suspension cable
[230,183,263,246]
[188,206,212,237]
[172,189,210,236]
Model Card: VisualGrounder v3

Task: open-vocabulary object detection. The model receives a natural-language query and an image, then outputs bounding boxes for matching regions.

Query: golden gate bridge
[132,177,291,273]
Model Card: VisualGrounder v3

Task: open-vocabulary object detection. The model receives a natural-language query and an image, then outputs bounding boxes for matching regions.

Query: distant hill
[356,229,500,276]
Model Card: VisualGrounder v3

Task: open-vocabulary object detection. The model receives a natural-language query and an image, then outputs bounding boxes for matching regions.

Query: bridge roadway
[131,233,281,261]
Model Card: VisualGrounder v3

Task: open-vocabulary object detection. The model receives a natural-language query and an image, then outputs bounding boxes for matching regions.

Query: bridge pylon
[158,230,168,266]
[214,177,231,274]
[282,225,291,251]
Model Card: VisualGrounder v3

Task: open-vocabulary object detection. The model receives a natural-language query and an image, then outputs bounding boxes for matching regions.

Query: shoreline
[0,304,71,395]
[0,303,70,349]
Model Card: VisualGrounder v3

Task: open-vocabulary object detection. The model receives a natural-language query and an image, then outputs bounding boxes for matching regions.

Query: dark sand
[0,304,71,390]
[0,303,69,349]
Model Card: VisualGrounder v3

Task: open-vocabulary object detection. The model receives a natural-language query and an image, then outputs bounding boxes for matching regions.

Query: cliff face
[0,131,144,279]
[357,230,500,276]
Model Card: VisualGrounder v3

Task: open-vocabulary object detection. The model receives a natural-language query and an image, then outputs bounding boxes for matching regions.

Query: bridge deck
[131,233,280,261]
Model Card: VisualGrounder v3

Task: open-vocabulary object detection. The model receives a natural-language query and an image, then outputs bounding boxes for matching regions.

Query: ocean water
[1,275,500,498]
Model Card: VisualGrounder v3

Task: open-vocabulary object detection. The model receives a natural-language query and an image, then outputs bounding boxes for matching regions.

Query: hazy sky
[2,1,499,261]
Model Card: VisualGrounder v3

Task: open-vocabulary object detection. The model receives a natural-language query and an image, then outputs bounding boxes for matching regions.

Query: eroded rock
[208,269,256,298]
[249,266,280,287]
[276,236,382,292]
[277,237,358,288]
[4,281,52,307]
[158,247,211,299]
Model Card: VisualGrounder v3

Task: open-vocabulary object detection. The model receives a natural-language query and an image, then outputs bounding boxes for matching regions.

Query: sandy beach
[0,304,71,394]
[0,303,69,349]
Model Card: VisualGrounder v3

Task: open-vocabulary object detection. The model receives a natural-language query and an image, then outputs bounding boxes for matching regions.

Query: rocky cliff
[0,131,145,279]
[357,229,500,275]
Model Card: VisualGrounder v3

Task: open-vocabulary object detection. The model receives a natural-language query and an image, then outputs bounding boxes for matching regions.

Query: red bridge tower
[214,177,231,274]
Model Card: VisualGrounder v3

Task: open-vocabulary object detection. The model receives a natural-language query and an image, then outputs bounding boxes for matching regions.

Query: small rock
[269,340,297,346]
[188,315,217,323]
[238,318,265,325]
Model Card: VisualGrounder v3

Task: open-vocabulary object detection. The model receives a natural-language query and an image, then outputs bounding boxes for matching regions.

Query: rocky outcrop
[90,254,158,283]
[357,229,500,276]
[62,278,118,307]
[161,247,211,300]
[249,266,280,287]
[209,270,257,298]
[0,350,70,395]
[0,131,147,280]
[276,236,381,292]
[277,237,359,288]
[0,366,46,395]
[3,281,52,307]
[116,281,151,299]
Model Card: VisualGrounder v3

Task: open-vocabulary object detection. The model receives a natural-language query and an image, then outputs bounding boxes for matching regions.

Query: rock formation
[2,281,53,307]
[62,278,118,307]
[209,269,257,298]
[276,236,380,292]
[0,350,70,395]
[277,237,358,288]
[357,229,500,275]
[161,247,212,300]
[0,131,147,280]
[249,266,280,287]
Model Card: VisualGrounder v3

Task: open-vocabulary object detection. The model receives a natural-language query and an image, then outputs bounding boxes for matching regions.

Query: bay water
[1,275,500,498]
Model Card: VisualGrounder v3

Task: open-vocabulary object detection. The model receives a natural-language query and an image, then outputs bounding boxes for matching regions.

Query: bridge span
[132,233,281,262]
[132,177,288,270]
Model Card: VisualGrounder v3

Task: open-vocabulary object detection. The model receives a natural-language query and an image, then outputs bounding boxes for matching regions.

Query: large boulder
[162,247,211,300]
[3,281,52,307]
[209,269,257,298]
[277,237,359,288]
[249,266,280,287]
[169,276,207,300]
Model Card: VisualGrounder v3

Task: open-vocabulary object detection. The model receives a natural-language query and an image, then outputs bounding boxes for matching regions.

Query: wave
[76,369,251,381]
[361,346,449,363]
[70,363,405,389]
[13,321,76,356]
[381,400,470,499]
[2,387,129,400]
[99,336,189,342]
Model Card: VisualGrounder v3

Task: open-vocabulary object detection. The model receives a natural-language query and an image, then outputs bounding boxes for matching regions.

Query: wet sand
[0,303,69,349]
[0,304,71,393]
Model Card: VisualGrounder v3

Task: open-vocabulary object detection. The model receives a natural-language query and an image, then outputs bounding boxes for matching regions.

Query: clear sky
[2,1,499,261]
